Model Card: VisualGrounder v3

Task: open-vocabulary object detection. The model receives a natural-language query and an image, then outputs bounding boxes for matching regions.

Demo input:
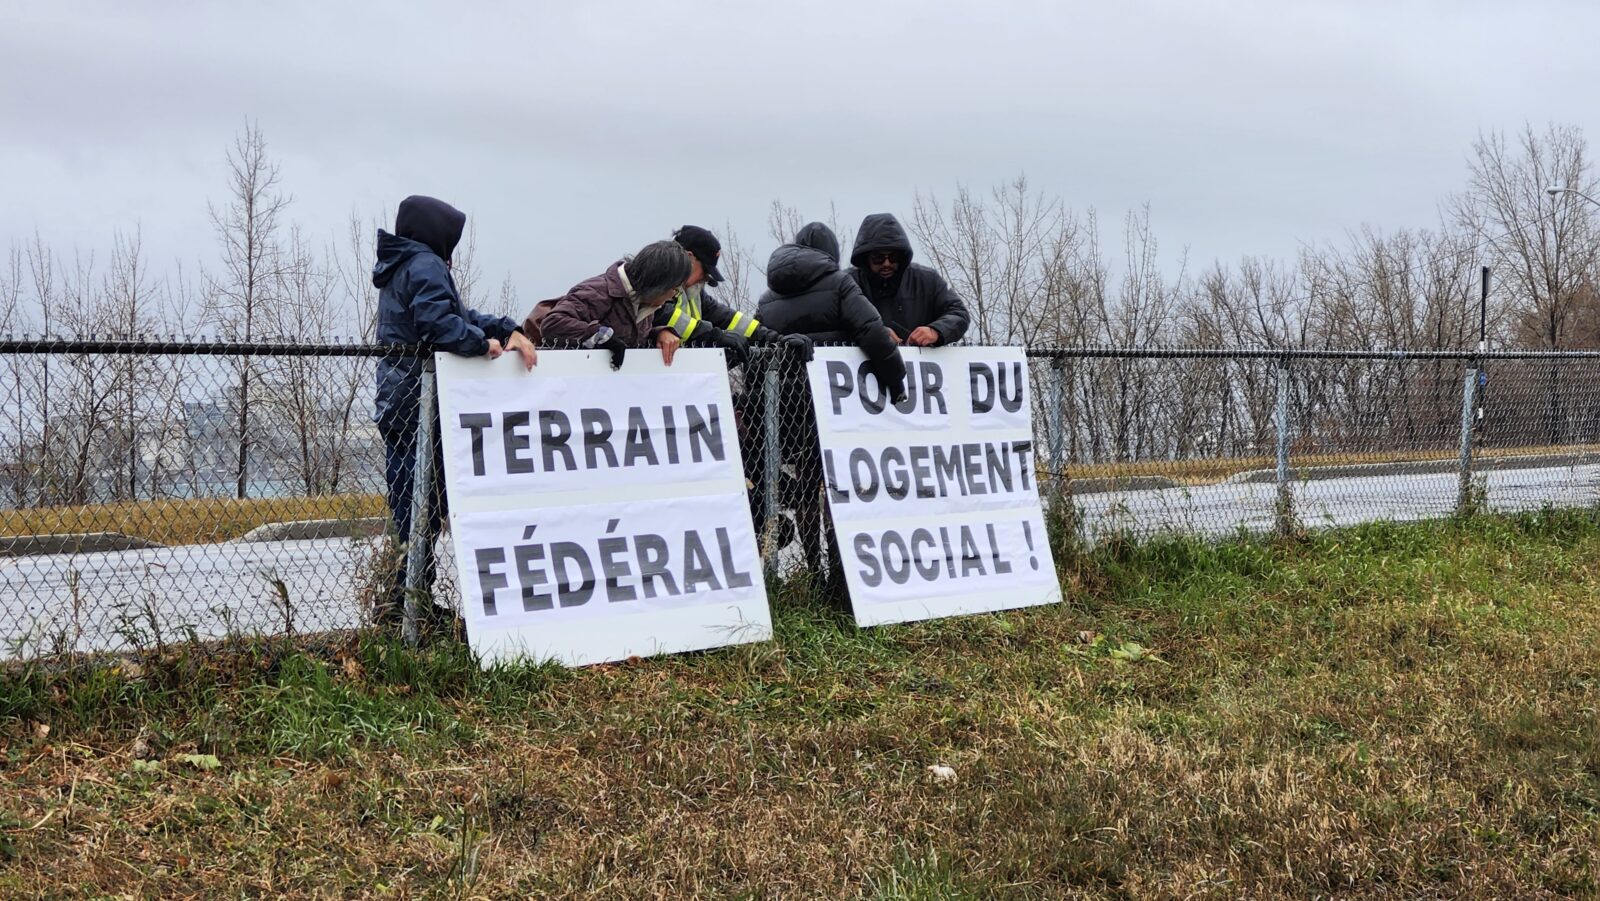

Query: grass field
[3,511,1600,897]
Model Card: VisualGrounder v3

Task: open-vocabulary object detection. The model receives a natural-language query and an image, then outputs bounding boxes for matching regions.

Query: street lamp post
[1546,185,1600,208]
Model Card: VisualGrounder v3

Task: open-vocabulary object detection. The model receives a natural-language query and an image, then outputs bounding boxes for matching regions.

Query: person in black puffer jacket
[759,221,907,396]
[747,222,908,576]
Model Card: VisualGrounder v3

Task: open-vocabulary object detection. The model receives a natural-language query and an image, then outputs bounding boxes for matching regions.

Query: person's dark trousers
[379,412,445,627]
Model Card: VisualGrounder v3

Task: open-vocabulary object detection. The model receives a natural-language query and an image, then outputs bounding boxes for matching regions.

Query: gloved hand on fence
[780,333,814,363]
[713,329,750,367]
[599,334,627,370]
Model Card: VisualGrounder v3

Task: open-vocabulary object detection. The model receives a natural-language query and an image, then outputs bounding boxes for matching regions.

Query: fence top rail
[0,338,428,357]
[3,337,1600,362]
[1023,346,1600,362]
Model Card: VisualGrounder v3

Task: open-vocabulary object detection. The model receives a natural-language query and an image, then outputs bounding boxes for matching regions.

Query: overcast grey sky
[5,0,1599,314]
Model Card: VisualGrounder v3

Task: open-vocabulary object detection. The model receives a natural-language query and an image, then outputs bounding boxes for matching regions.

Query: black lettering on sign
[459,413,493,476]
[933,445,965,496]
[986,523,1013,575]
[597,518,636,603]
[1013,440,1035,491]
[581,409,618,469]
[857,361,887,414]
[910,528,941,581]
[854,532,882,587]
[997,361,1024,412]
[827,360,854,415]
[882,447,910,500]
[624,407,658,466]
[986,443,1014,494]
[549,542,595,607]
[686,405,725,463]
[963,443,987,496]
[919,362,947,414]
[514,541,553,611]
[475,547,508,616]
[909,446,936,499]
[538,411,576,472]
[880,529,912,584]
[849,448,880,502]
[634,533,677,599]
[715,527,756,590]
[959,526,986,577]
[682,531,722,593]
[662,406,680,465]
[503,411,534,474]
[822,450,850,505]
[970,363,996,414]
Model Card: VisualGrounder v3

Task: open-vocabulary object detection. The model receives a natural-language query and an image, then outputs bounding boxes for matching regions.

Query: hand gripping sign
[806,346,1061,626]
[435,349,771,666]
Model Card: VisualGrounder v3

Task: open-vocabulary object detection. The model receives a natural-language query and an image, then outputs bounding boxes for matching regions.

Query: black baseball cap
[672,225,725,287]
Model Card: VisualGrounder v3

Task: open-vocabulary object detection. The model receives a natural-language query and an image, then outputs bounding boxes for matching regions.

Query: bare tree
[1450,123,1600,441]
[206,123,291,498]
[450,219,483,308]
[1452,123,1600,351]
[717,221,759,313]
[766,200,805,247]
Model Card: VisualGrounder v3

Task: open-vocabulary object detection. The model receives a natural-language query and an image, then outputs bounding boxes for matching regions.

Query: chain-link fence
[4,340,1599,663]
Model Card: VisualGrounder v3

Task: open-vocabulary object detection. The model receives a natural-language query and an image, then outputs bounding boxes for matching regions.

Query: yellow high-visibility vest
[663,284,759,341]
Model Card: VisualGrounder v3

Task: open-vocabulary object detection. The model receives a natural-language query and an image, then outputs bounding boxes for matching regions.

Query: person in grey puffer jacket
[848,212,970,346]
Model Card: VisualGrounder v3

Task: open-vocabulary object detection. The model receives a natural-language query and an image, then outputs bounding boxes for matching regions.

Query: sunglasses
[869,252,897,265]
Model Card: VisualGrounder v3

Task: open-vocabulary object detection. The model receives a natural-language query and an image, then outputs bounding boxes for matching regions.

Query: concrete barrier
[232,517,388,543]
[1223,453,1600,485]
[1065,476,1182,495]
[0,532,165,557]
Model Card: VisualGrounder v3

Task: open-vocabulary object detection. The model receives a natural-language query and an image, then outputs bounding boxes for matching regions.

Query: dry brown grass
[0,494,388,546]
[3,512,1600,897]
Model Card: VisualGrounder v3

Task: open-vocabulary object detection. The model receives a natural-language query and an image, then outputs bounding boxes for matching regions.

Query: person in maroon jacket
[523,240,694,367]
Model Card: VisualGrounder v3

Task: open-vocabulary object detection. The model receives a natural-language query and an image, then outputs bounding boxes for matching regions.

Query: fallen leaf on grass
[1108,641,1165,664]
[178,754,221,771]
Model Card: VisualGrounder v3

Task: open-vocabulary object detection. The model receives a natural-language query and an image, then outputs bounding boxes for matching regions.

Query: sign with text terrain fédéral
[806,345,1060,626]
[435,349,771,667]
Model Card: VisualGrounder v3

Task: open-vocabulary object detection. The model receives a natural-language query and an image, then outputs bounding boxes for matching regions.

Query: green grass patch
[4,509,1600,896]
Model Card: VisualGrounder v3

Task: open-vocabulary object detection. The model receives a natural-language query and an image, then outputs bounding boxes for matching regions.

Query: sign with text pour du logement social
[807,346,1060,626]
[435,349,771,667]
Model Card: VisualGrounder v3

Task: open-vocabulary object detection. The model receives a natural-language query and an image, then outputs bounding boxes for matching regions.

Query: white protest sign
[807,346,1060,626]
[435,349,771,667]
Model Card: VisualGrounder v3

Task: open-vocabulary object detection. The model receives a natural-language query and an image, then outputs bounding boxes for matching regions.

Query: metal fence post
[1048,357,1066,494]
[762,357,780,571]
[1456,365,1479,516]
[1275,358,1294,535]
[402,358,437,646]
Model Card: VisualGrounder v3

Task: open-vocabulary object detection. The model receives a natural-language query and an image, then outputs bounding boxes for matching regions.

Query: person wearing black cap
[655,225,812,366]
[372,194,535,629]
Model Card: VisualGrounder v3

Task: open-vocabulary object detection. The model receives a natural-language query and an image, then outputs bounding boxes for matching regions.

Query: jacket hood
[795,221,840,263]
[395,195,467,262]
[766,243,839,296]
[372,230,433,289]
[849,213,914,268]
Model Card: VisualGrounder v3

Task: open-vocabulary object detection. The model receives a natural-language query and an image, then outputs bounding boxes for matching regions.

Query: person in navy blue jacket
[372,194,535,627]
